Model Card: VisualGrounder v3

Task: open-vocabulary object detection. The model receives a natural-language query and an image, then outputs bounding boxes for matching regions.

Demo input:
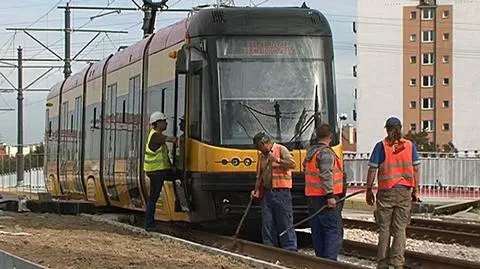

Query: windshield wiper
[274,102,281,141]
[286,85,321,150]
[286,114,316,150]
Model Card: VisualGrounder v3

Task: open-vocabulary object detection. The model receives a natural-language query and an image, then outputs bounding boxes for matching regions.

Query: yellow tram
[44,5,343,224]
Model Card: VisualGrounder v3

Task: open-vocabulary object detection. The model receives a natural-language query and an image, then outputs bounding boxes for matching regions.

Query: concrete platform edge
[82,213,289,269]
[0,249,49,269]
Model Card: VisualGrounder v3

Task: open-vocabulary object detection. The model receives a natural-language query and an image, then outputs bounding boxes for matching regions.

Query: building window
[422,98,434,110]
[443,33,450,40]
[443,123,450,131]
[410,101,417,109]
[410,56,417,64]
[422,120,435,132]
[410,34,417,42]
[442,10,450,19]
[422,53,434,65]
[411,11,417,19]
[422,75,434,87]
[443,55,450,63]
[422,31,434,42]
[422,8,434,20]
[410,123,417,131]
[443,100,450,108]
[443,78,450,85]
[410,78,417,86]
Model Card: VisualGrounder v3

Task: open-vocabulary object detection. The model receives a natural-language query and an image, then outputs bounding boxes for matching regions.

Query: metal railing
[1,144,480,199]
[344,153,480,198]
[0,144,46,198]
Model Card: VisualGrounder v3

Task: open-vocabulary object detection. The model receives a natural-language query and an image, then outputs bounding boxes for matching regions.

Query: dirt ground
[0,211,253,269]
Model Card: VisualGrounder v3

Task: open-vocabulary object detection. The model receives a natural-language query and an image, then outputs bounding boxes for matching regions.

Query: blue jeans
[145,170,167,229]
[261,189,297,251]
[308,196,343,260]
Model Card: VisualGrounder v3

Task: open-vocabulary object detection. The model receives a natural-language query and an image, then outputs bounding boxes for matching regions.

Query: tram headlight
[243,158,252,166]
[231,158,240,166]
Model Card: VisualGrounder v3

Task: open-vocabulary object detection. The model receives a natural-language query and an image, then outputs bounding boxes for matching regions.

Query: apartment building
[356,0,480,153]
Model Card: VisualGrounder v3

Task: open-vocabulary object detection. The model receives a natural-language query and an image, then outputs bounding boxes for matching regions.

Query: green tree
[404,131,438,152]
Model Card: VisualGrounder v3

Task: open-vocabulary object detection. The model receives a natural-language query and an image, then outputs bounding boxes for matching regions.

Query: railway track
[114,214,480,269]
[343,218,480,248]
[150,223,363,269]
[342,239,480,269]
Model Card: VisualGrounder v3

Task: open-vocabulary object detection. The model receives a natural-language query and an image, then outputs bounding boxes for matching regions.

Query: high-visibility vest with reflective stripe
[271,143,292,189]
[144,129,170,172]
[378,138,415,189]
[304,148,344,196]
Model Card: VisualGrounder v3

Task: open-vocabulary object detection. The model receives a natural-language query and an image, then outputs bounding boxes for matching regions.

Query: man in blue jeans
[144,111,178,231]
[251,132,297,251]
[303,124,344,260]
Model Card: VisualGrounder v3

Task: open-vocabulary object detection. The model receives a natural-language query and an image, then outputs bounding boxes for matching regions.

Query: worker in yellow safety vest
[144,111,178,231]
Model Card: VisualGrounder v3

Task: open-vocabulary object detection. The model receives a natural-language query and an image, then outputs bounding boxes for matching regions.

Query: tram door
[172,47,190,212]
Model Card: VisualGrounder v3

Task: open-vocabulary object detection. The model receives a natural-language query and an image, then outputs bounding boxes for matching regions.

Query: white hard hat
[149,111,167,124]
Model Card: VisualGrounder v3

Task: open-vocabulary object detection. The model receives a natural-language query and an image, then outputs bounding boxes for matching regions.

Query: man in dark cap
[251,132,297,251]
[365,117,421,269]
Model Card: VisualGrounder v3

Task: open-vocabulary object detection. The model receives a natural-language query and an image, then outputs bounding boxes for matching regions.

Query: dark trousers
[145,170,167,229]
[261,189,297,251]
[308,196,343,260]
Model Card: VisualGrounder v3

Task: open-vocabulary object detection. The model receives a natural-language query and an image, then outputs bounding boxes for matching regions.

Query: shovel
[279,190,367,237]
[224,195,254,250]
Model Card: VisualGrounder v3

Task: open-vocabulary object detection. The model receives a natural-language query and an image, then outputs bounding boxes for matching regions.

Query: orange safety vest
[378,138,415,189]
[270,143,293,189]
[304,148,344,196]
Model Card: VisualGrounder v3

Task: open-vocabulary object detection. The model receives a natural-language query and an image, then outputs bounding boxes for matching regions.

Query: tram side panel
[104,59,145,210]
[59,70,89,199]
[45,82,62,196]
[83,58,111,206]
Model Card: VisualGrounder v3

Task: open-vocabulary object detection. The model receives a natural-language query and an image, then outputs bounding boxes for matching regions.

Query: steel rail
[342,240,480,269]
[343,218,480,247]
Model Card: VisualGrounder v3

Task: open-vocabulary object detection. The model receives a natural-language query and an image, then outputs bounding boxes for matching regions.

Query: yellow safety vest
[144,129,170,172]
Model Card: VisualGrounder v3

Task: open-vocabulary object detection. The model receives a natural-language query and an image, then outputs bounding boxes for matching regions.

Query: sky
[0,0,356,145]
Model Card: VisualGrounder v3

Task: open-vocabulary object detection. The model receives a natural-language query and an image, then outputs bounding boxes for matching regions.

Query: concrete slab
[0,250,48,269]
[26,200,96,215]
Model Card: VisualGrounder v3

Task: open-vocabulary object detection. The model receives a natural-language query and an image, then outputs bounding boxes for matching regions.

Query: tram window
[93,108,97,129]
[122,100,126,123]
[189,73,202,139]
[70,115,74,132]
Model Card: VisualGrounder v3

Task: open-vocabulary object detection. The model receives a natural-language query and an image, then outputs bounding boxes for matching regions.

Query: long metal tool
[233,196,254,239]
[279,190,367,237]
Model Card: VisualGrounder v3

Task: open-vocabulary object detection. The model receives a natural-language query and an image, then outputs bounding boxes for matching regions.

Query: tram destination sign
[216,37,324,59]
[247,40,295,56]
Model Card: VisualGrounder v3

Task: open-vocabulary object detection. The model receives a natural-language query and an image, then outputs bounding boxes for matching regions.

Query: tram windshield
[216,36,331,148]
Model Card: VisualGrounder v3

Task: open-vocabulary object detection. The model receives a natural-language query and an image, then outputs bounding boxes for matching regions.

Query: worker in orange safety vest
[251,132,297,251]
[303,123,344,260]
[366,117,421,269]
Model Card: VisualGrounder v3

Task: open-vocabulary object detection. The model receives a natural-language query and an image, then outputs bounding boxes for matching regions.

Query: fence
[2,144,480,199]
[0,144,46,197]
[345,153,480,198]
